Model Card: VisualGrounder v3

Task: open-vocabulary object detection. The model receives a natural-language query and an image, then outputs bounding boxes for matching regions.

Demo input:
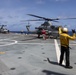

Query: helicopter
[26,14,62,38]
[0,25,9,33]
[27,14,76,38]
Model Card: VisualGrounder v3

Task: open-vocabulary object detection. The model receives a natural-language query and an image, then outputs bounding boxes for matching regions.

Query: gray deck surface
[0,33,76,75]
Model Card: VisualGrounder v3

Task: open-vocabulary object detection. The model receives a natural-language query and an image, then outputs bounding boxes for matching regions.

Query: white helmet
[63,28,68,32]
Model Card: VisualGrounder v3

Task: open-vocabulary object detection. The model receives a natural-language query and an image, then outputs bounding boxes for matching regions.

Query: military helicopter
[0,25,9,33]
[26,14,62,38]
[27,14,76,38]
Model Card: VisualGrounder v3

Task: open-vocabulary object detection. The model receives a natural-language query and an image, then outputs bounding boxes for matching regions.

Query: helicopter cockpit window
[51,26,55,29]
[55,27,59,30]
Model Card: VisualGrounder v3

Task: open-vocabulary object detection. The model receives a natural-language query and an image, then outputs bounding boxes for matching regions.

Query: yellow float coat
[59,28,76,47]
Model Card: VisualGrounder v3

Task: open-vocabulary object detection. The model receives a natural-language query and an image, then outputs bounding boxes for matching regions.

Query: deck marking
[17,43,55,45]
[0,36,18,41]
[54,39,65,65]
[0,40,18,47]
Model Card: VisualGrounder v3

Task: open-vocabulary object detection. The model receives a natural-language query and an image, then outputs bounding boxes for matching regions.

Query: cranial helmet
[62,27,68,32]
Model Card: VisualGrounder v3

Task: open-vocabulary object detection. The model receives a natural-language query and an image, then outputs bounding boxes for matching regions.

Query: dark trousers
[59,46,70,66]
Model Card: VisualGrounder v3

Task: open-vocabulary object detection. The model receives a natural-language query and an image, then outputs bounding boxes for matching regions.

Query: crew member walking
[59,27,76,69]
[42,29,46,40]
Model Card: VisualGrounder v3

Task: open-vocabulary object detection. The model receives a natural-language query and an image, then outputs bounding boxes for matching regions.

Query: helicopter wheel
[38,34,41,38]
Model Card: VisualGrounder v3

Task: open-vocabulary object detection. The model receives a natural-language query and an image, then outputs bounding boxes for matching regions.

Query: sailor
[42,29,46,40]
[59,27,76,69]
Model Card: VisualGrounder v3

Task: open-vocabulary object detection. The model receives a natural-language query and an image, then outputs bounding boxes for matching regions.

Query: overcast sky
[0,0,76,31]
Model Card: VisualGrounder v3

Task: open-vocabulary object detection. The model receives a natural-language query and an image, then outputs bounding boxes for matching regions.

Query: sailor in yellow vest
[59,27,76,69]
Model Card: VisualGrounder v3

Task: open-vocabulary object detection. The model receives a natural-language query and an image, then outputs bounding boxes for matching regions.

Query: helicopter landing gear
[38,34,41,38]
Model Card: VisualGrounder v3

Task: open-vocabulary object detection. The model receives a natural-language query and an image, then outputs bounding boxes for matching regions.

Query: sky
[0,0,76,31]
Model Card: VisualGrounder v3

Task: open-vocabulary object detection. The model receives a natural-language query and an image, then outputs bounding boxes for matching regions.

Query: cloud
[49,0,68,2]
[8,16,13,19]
[0,17,3,20]
[35,0,45,4]
[55,0,68,2]
[0,6,28,26]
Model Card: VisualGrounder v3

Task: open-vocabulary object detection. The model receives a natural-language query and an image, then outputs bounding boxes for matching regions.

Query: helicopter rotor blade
[25,19,44,21]
[64,18,76,19]
[27,14,59,21]
[27,14,45,19]
[20,19,44,22]
[52,20,59,22]
[58,17,76,20]
[27,14,76,21]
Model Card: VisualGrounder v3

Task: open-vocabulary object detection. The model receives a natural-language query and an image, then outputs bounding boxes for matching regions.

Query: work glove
[58,26,62,30]
[72,29,75,33]
[58,26,62,28]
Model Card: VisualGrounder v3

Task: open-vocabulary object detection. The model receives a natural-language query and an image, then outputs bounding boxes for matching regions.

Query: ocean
[10,31,35,34]
[10,31,73,35]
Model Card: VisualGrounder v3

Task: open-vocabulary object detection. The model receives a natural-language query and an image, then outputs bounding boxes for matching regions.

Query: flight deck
[0,33,76,75]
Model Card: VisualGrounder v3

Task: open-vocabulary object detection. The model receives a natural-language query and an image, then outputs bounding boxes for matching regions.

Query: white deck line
[17,43,55,45]
[0,40,18,47]
[54,39,65,65]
